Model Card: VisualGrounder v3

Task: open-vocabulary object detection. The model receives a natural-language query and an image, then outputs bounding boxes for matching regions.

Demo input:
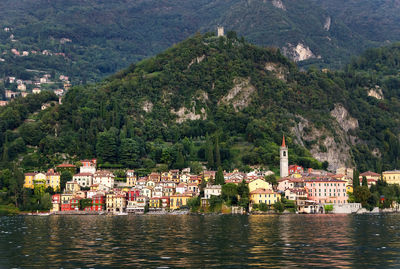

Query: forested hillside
[0,33,399,177]
[1,0,400,84]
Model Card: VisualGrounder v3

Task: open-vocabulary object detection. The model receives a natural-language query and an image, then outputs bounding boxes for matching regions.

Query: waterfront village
[23,137,400,215]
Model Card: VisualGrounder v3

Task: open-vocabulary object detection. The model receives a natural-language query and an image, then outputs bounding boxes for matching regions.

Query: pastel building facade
[305,179,348,204]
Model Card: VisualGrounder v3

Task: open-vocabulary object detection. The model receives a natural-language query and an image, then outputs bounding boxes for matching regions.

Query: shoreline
[12,209,400,217]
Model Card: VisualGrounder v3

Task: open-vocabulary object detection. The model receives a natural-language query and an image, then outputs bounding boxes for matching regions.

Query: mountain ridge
[0,33,399,174]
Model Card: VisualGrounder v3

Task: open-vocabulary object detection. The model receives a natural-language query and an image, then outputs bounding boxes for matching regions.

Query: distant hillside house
[0,101,9,106]
[32,88,41,94]
[17,84,26,91]
[5,90,19,99]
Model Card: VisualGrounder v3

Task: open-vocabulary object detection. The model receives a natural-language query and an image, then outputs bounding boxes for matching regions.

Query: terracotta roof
[57,163,76,168]
[171,193,194,197]
[281,135,286,147]
[74,173,93,177]
[332,174,345,178]
[24,172,37,176]
[304,178,346,183]
[360,171,380,177]
[250,188,276,195]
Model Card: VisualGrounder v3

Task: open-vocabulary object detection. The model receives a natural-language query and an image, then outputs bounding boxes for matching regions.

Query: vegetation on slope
[0,33,399,212]
[2,0,400,84]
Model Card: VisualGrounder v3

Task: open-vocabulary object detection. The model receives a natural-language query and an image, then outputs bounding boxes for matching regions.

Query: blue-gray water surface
[0,214,399,268]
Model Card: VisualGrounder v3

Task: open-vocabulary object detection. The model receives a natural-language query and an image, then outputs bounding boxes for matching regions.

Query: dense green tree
[175,149,185,170]
[119,138,141,168]
[354,186,372,209]
[265,174,278,187]
[214,137,221,168]
[221,183,238,205]
[205,134,214,169]
[60,171,72,192]
[215,166,224,185]
[353,170,360,189]
[274,201,285,213]
[362,176,368,187]
[96,129,118,163]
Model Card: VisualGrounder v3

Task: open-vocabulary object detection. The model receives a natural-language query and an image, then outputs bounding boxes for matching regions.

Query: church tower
[280,135,288,178]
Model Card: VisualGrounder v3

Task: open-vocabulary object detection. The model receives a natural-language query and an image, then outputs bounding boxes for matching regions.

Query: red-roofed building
[360,171,380,181]
[79,159,97,174]
[250,188,281,206]
[289,165,304,175]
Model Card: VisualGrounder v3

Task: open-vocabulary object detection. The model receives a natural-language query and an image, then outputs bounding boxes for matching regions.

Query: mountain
[2,0,400,85]
[0,33,399,174]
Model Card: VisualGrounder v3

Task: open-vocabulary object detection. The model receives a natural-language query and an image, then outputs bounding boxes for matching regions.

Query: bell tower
[280,135,288,178]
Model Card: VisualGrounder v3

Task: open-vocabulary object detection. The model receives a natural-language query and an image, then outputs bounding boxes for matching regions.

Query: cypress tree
[353,169,360,188]
[215,166,224,185]
[175,149,185,170]
[205,134,214,169]
[362,176,368,187]
[214,137,221,168]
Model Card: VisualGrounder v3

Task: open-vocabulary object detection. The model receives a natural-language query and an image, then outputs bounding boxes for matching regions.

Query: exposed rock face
[219,77,256,111]
[265,62,287,81]
[272,0,286,10]
[291,115,353,171]
[187,54,205,69]
[367,86,384,100]
[283,43,316,62]
[330,103,359,132]
[324,17,331,31]
[171,107,206,123]
[142,101,153,113]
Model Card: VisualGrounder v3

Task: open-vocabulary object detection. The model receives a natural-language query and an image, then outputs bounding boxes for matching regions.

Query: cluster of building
[23,158,282,214]
[23,137,400,214]
[1,74,71,107]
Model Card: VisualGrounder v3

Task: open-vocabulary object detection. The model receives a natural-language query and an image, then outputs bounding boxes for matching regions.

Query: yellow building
[250,188,281,205]
[203,171,216,182]
[149,198,162,209]
[46,169,60,191]
[170,193,193,210]
[346,184,353,194]
[248,178,272,193]
[33,173,46,187]
[106,193,127,213]
[24,173,36,188]
[383,170,400,185]
[126,170,136,187]
[65,181,80,194]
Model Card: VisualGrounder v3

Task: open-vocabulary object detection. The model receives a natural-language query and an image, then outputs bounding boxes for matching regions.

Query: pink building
[304,178,348,204]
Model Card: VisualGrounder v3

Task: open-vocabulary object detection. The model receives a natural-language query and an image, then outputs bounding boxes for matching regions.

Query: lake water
[0,214,399,268]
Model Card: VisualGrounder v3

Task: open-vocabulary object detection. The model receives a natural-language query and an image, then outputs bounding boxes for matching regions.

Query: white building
[93,170,114,189]
[80,159,97,174]
[140,187,153,198]
[204,185,222,199]
[176,183,187,194]
[73,173,93,188]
